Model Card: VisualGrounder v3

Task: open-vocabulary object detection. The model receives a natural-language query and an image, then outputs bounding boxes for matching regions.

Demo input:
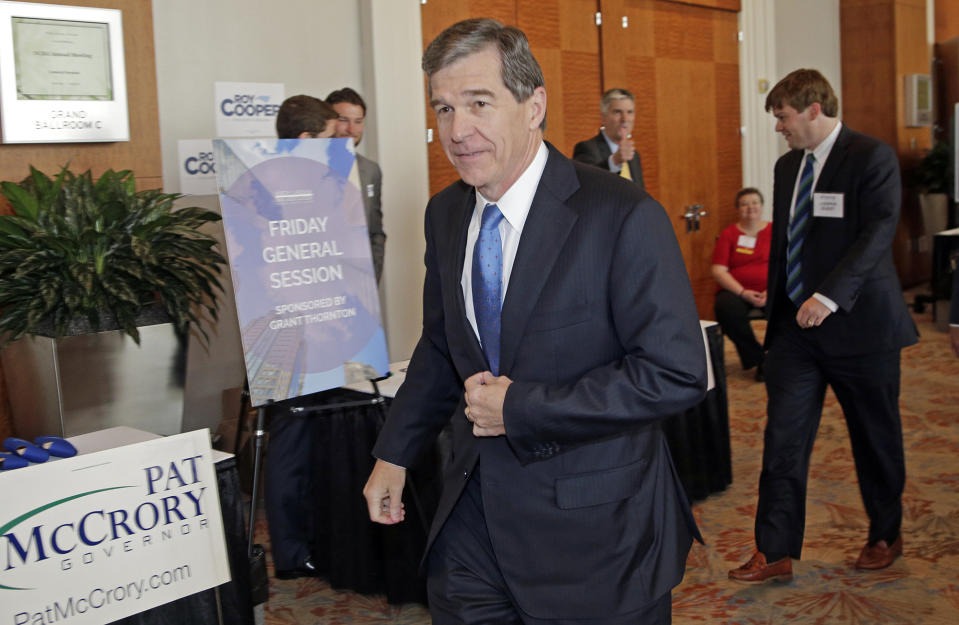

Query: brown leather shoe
[855,535,903,570]
[728,552,793,583]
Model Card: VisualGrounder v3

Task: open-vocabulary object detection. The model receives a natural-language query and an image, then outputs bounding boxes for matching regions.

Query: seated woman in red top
[711,187,771,381]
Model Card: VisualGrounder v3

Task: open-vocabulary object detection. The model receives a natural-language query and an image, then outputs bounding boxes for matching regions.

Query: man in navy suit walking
[363,18,705,624]
[730,69,918,583]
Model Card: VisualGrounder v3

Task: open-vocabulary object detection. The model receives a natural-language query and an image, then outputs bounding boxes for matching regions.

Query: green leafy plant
[0,166,226,345]
[912,140,952,196]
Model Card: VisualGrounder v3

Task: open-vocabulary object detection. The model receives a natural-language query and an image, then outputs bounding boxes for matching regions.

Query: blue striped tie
[786,153,816,306]
[473,204,505,375]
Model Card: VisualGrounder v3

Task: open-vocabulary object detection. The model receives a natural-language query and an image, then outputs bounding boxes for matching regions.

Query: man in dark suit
[572,88,645,190]
[326,87,386,283]
[265,94,339,578]
[729,69,918,583]
[363,19,705,623]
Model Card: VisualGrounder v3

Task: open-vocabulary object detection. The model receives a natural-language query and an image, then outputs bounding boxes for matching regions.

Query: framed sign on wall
[0,1,129,143]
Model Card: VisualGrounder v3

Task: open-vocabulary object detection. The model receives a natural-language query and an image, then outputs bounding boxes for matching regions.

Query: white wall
[152,0,367,191]
[774,0,843,153]
[362,0,429,366]
[152,0,428,433]
[739,1,778,220]
[739,0,842,219]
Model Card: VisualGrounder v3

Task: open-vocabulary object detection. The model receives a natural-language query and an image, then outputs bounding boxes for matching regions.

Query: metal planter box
[2,322,186,439]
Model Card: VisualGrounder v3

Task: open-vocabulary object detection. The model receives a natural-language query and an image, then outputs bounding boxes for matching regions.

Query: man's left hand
[796,297,832,328]
[464,371,512,437]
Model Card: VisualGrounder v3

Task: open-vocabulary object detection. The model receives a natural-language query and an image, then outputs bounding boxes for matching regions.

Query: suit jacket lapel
[773,151,802,247]
[814,125,849,193]
[768,149,802,312]
[807,124,850,239]
[499,145,580,375]
[445,188,487,370]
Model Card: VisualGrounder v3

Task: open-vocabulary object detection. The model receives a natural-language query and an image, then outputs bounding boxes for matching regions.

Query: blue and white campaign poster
[213,138,388,406]
[0,430,230,625]
[214,81,283,138]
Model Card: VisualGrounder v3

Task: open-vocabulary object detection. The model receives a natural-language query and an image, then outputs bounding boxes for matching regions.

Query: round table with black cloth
[660,323,732,501]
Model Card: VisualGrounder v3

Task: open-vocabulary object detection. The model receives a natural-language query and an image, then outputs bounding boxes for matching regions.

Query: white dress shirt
[461,142,549,341]
[788,120,843,312]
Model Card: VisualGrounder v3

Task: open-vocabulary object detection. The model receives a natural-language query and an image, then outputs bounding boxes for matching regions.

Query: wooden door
[517,0,603,157]
[600,0,742,320]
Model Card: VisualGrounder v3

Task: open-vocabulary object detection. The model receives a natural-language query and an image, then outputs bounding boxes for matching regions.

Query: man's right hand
[363,459,407,525]
[613,134,635,165]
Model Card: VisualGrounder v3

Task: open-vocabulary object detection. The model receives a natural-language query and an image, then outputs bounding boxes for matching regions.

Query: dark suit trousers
[265,410,318,571]
[756,315,905,560]
[427,468,672,625]
[714,289,764,369]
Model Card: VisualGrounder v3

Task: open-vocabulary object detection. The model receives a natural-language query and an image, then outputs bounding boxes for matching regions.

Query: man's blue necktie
[472,203,505,375]
[786,153,816,306]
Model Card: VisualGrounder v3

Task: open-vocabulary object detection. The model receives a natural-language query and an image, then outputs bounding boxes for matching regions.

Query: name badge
[813,192,843,218]
[366,183,375,198]
[736,234,757,249]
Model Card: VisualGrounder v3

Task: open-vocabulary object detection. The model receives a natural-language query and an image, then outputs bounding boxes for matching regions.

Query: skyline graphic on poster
[214,138,388,406]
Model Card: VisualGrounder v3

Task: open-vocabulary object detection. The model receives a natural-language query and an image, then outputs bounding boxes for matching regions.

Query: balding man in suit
[572,88,645,190]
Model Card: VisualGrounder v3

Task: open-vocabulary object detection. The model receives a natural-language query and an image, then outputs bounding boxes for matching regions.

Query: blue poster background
[214,138,388,406]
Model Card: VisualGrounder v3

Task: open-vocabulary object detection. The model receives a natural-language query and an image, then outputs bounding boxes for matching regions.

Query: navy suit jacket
[573,131,645,191]
[373,143,704,618]
[765,125,917,355]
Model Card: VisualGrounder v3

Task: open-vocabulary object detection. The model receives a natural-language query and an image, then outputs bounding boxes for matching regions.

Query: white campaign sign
[177,139,218,195]
[0,430,230,625]
[214,81,284,138]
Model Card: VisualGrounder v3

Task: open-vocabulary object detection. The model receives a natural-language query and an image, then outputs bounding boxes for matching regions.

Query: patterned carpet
[259,297,959,624]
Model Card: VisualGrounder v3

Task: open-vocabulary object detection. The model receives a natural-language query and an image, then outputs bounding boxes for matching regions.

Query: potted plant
[0,166,224,343]
[913,141,953,237]
[913,140,952,196]
[0,166,226,438]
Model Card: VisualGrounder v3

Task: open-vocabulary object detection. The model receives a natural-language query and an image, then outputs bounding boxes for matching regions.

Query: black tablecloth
[932,230,959,301]
[304,390,441,605]
[115,456,254,625]
[304,327,730,604]
[661,323,732,501]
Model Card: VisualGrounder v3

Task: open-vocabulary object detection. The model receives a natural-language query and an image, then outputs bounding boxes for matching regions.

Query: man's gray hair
[422,18,546,130]
[600,88,635,115]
